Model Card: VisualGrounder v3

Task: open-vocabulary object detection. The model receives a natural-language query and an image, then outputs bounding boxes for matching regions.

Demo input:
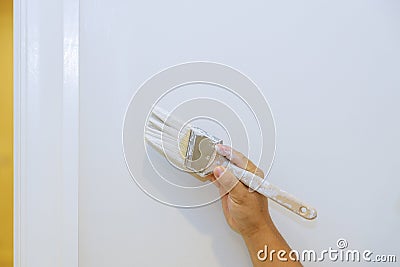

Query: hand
[211,144,273,238]
[211,145,302,266]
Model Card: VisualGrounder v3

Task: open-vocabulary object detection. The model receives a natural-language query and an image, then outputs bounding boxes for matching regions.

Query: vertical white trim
[13,0,23,265]
[14,0,80,266]
[62,0,80,266]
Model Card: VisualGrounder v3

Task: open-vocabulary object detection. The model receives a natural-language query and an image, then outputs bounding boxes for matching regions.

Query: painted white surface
[16,0,400,267]
[79,1,400,266]
[14,0,79,266]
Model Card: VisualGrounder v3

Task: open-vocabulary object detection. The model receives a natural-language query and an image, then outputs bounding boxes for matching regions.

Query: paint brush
[145,106,317,220]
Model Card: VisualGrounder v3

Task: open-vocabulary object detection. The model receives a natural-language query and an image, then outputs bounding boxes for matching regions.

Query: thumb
[213,166,247,203]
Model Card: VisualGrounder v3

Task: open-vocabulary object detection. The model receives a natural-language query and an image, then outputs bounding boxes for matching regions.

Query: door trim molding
[14,0,80,266]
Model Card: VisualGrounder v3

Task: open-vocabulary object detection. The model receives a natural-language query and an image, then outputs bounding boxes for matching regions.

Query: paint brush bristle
[145,107,192,169]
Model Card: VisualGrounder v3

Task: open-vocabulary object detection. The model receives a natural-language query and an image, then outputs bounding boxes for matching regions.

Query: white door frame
[14,0,80,266]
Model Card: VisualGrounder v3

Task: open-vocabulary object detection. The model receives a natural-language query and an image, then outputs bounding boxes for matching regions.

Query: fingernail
[215,144,230,158]
[214,144,224,155]
[214,166,224,178]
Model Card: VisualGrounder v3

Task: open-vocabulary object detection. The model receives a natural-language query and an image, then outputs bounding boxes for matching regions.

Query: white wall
[15,0,400,267]
[78,1,400,266]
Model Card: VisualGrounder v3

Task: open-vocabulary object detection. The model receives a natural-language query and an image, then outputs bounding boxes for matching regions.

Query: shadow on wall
[0,0,13,267]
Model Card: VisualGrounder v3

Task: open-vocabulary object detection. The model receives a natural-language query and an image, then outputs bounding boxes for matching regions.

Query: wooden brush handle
[224,163,317,220]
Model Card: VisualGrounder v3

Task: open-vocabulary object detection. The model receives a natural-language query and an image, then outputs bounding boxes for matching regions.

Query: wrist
[241,219,277,243]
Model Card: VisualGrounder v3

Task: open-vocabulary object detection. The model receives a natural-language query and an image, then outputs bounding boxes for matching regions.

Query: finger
[215,144,264,177]
[205,173,215,182]
[214,166,247,204]
[205,173,222,189]
[220,193,236,220]
[220,194,230,220]
[221,195,238,231]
